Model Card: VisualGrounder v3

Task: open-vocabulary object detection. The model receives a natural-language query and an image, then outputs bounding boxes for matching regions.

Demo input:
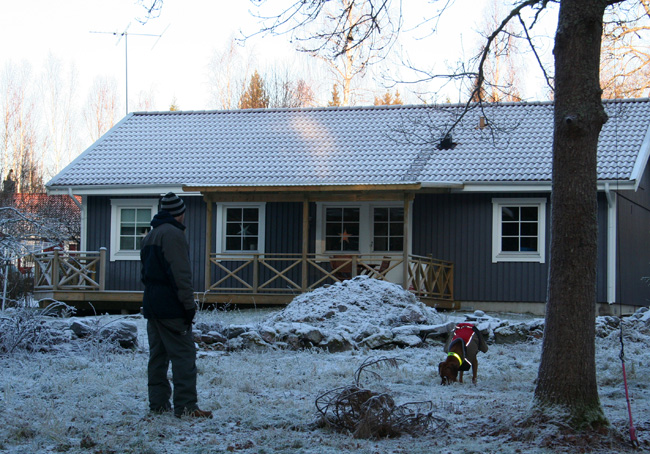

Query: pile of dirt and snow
[195,276,456,351]
[193,278,650,352]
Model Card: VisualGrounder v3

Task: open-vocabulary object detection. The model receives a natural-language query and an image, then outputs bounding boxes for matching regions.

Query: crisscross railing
[31,249,453,303]
[33,248,106,291]
[207,253,453,301]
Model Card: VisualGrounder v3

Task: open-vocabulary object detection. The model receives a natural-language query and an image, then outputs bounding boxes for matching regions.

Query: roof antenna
[90,23,169,115]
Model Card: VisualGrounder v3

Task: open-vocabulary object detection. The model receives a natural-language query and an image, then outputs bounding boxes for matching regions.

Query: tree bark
[534,0,610,428]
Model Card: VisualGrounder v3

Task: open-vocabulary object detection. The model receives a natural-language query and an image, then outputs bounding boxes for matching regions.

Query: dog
[438,322,488,385]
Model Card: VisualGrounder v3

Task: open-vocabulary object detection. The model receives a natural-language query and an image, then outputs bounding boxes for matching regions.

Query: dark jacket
[140,211,195,319]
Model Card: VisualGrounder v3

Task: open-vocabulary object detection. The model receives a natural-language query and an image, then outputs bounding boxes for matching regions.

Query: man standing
[140,192,212,418]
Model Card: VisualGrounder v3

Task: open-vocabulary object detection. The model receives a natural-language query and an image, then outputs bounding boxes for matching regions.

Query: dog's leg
[458,370,463,383]
[472,358,478,384]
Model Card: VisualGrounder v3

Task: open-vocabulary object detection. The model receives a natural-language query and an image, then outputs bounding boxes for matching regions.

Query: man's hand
[184,308,196,327]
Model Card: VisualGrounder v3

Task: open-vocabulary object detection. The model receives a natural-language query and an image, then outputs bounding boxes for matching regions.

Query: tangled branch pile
[314,357,448,439]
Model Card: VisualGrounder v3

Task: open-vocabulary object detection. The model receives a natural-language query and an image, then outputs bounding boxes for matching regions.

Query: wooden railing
[33,248,106,291]
[208,253,454,301]
[31,249,454,303]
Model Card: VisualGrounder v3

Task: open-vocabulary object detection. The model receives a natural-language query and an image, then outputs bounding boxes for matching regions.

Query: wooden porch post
[99,247,106,291]
[301,198,309,292]
[204,196,213,291]
[402,195,411,289]
[52,248,60,291]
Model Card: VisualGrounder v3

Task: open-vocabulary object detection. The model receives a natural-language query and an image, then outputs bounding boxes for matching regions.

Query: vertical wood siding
[86,195,206,292]
[617,166,650,306]
[412,193,551,303]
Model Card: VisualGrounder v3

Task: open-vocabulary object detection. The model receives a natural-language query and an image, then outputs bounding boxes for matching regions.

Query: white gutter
[605,183,617,305]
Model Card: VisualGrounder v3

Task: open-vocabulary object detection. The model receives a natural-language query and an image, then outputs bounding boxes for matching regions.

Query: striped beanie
[160,192,186,217]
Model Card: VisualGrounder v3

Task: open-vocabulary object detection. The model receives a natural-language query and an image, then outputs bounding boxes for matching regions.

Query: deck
[32,249,457,312]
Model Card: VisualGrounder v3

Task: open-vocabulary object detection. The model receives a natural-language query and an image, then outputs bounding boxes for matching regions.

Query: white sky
[0,0,557,113]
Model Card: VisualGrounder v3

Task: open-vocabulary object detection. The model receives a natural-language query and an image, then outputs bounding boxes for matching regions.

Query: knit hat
[160,192,186,217]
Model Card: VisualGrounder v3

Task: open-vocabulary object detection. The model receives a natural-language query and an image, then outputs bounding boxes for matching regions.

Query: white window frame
[215,202,266,254]
[492,198,546,263]
[315,201,408,255]
[110,199,158,262]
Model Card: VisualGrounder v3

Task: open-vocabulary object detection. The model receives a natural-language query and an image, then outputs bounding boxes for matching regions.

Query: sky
[1,0,300,112]
[0,0,558,114]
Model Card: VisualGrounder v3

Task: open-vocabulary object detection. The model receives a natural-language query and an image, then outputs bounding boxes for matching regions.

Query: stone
[392,334,423,348]
[69,319,92,338]
[99,320,138,349]
[320,334,354,353]
[359,329,394,349]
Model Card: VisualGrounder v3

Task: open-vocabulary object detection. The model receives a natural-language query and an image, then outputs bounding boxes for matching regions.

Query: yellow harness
[448,352,463,367]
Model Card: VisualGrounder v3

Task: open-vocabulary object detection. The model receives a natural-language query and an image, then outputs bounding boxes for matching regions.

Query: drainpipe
[67,188,86,251]
[605,183,616,305]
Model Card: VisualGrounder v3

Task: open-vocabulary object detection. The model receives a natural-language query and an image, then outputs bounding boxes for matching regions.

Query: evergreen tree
[328,84,341,107]
[373,90,403,105]
[238,70,269,109]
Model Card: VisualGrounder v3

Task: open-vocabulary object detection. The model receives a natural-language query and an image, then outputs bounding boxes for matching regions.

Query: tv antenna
[90,23,170,115]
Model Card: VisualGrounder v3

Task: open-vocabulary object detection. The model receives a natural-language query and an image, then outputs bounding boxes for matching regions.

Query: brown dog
[438,323,488,385]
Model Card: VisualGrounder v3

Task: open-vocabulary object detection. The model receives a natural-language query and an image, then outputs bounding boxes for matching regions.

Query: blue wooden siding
[412,193,550,303]
[617,165,650,306]
[85,195,206,292]
[412,192,614,304]
[86,191,633,305]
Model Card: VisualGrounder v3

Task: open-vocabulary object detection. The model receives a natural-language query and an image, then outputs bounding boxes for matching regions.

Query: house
[43,99,650,315]
[0,192,81,272]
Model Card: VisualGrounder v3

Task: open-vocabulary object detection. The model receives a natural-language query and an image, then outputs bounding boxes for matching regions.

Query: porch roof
[46,99,650,194]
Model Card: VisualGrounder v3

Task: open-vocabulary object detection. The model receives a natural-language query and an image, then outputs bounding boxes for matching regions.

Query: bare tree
[0,62,43,193]
[266,66,317,108]
[470,0,525,102]
[83,76,120,142]
[248,0,400,106]
[134,87,157,111]
[207,37,254,110]
[40,54,79,180]
[600,0,650,98]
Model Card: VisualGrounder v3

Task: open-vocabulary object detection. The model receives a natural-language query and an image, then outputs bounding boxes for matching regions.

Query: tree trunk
[534,0,610,428]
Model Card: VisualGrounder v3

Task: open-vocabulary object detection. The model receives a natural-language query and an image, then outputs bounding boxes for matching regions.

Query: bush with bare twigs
[314,356,448,439]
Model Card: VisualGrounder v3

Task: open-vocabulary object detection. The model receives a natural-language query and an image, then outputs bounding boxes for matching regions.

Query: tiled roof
[46,99,650,189]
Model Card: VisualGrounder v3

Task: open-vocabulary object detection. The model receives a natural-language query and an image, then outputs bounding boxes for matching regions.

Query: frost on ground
[0,280,649,454]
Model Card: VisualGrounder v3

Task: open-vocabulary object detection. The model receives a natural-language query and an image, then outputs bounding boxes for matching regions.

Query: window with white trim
[110,199,158,261]
[216,203,266,253]
[325,207,360,252]
[492,198,546,263]
[373,207,404,252]
[316,202,407,254]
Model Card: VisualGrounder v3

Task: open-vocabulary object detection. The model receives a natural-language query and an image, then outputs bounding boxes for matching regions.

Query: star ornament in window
[339,229,352,243]
[239,225,250,236]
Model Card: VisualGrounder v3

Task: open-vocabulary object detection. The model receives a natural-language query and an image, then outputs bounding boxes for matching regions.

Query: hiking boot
[175,408,213,419]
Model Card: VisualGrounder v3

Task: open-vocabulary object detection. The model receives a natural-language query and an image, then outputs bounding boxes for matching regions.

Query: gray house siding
[209,201,306,290]
[617,165,650,306]
[85,190,635,305]
[85,195,206,292]
[411,192,616,305]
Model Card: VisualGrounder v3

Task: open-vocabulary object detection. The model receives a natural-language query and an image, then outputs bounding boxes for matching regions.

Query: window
[110,199,158,261]
[216,203,266,253]
[492,198,546,263]
[325,207,360,252]
[226,207,260,251]
[316,202,407,254]
[373,207,404,252]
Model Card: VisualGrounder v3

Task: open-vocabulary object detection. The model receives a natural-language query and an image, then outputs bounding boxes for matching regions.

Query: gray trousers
[146,318,198,415]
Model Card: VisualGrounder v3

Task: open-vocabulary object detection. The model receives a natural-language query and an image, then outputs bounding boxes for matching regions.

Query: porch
[32,249,456,312]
